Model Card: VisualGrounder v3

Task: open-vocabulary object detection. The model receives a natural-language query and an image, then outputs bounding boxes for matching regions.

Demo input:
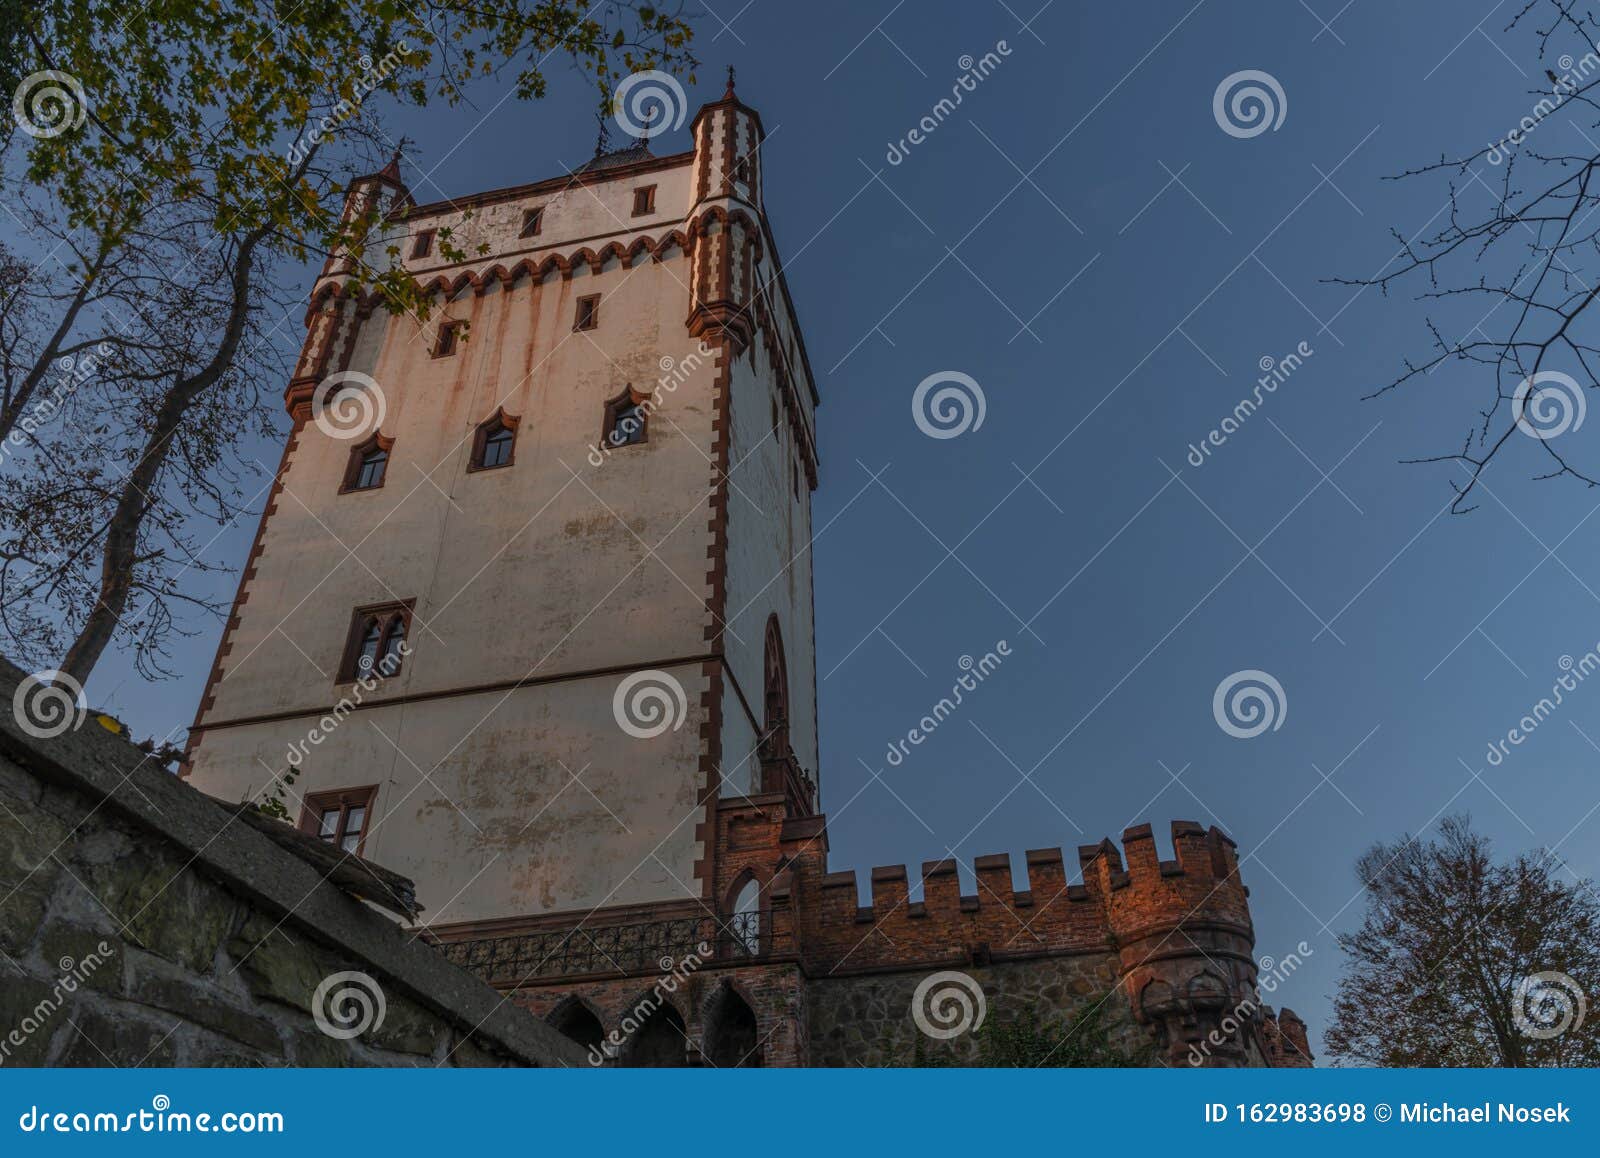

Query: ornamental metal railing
[436,910,777,983]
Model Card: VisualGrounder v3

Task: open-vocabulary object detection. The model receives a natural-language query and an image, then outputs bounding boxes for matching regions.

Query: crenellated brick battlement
[781,820,1248,970]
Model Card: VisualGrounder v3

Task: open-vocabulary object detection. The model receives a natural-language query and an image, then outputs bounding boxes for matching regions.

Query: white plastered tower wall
[182,84,821,930]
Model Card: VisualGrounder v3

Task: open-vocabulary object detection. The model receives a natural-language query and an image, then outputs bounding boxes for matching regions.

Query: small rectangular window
[299,787,378,857]
[632,186,656,216]
[412,230,434,259]
[338,600,414,683]
[574,294,600,332]
[519,207,543,238]
[433,320,464,357]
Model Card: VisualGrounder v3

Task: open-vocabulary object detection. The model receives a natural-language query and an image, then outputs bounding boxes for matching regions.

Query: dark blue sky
[63,2,1600,1056]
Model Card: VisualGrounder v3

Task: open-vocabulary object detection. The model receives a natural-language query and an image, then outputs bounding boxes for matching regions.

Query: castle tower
[183,80,821,949]
[182,84,1308,1068]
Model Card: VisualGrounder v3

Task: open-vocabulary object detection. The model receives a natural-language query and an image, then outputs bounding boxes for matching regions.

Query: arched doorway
[624,1001,689,1067]
[704,985,762,1067]
[547,998,605,1055]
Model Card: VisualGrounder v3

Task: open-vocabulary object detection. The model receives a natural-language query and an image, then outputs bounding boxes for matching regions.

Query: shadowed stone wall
[0,658,583,1068]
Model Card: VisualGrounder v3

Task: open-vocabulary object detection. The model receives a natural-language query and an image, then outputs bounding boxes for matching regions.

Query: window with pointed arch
[601,387,648,450]
[763,615,790,758]
[728,877,762,956]
[340,432,393,493]
[338,600,413,683]
[469,408,518,471]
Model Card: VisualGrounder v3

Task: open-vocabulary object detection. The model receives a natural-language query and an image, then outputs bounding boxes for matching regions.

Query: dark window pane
[608,403,646,447]
[356,618,382,674]
[355,448,387,489]
[481,426,513,467]
[379,616,407,674]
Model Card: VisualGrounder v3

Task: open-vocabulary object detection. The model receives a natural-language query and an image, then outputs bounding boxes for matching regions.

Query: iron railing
[437,911,774,983]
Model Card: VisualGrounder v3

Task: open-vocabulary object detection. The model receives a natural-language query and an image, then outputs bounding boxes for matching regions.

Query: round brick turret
[1085,821,1261,1066]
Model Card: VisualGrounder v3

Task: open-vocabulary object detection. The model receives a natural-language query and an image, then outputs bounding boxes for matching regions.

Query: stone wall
[807,954,1139,1067]
[0,658,583,1067]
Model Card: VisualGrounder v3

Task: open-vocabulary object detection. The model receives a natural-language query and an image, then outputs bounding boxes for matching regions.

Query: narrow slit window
[519,207,543,238]
[433,320,464,357]
[574,294,600,332]
[632,185,656,216]
[412,230,434,259]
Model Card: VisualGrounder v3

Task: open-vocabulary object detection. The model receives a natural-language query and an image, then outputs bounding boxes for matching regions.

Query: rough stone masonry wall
[0,658,583,1068]
[807,954,1142,1067]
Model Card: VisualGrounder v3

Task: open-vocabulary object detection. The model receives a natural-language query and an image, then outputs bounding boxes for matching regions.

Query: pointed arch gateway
[546,996,605,1054]
[703,982,763,1067]
[622,998,689,1067]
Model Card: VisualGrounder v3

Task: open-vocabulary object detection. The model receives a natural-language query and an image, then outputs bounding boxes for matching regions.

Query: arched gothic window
[470,409,519,471]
